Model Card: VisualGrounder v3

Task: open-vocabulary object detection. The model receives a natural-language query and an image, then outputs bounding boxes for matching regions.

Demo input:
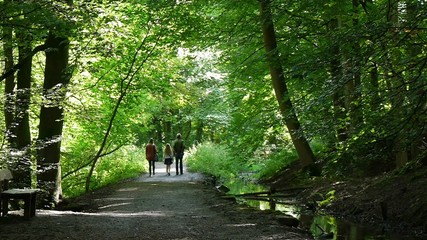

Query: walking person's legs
[152,161,155,175]
[175,158,179,175]
[179,156,183,175]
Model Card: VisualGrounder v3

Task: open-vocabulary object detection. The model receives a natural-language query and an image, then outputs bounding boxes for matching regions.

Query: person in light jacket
[163,143,173,176]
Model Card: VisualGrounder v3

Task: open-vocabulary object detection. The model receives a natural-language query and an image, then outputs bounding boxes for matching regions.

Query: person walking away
[145,138,157,176]
[163,143,173,176]
[173,133,185,175]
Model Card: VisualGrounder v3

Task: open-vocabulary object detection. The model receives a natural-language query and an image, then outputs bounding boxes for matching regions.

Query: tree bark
[328,17,348,143]
[36,32,70,207]
[195,120,204,143]
[386,0,409,168]
[2,12,16,148]
[405,0,425,163]
[154,117,163,142]
[369,63,380,111]
[347,0,363,133]
[165,120,172,142]
[13,29,33,188]
[259,0,315,168]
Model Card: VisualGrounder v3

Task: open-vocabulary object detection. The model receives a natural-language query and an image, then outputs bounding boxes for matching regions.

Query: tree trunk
[13,30,33,188]
[328,17,348,143]
[154,117,163,142]
[259,0,315,168]
[2,12,16,148]
[2,0,16,181]
[195,120,204,143]
[405,0,425,163]
[36,32,70,207]
[369,63,380,111]
[347,0,363,133]
[385,0,409,168]
[165,120,172,142]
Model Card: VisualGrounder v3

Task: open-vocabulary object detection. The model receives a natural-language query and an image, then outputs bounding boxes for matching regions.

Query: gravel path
[0,162,312,239]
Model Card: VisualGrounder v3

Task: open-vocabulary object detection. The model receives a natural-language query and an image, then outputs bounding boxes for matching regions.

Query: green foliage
[247,139,326,180]
[1,0,426,201]
[186,142,245,180]
[89,146,145,190]
[251,148,298,180]
[62,145,145,198]
[309,215,337,239]
[318,190,336,207]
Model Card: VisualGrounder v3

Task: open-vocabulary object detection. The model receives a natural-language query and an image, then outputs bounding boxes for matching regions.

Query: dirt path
[0,162,312,239]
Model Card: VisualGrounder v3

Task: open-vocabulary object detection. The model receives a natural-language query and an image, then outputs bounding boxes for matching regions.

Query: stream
[223,180,418,240]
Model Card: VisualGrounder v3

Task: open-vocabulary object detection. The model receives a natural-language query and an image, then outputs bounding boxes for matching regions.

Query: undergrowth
[62,145,145,198]
[186,142,241,180]
[186,142,314,185]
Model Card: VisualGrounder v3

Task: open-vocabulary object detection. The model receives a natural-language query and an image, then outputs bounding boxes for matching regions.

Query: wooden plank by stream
[227,186,307,199]
[237,196,299,204]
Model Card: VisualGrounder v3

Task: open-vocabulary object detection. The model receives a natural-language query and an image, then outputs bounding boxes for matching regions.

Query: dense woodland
[0,0,426,208]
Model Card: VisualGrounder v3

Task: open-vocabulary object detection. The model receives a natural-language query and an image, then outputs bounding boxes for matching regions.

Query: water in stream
[245,199,407,240]
[226,180,418,240]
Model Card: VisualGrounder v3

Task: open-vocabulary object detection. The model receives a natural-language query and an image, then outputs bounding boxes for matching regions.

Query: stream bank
[257,163,427,239]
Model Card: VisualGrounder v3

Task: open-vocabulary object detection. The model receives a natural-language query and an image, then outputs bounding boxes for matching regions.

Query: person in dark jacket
[173,133,185,175]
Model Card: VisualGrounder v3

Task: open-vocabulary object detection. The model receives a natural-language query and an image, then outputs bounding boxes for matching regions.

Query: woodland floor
[0,162,312,240]
[1,162,426,240]
[269,162,427,239]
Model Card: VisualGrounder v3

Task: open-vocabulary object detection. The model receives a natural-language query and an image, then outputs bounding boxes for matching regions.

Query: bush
[253,149,298,180]
[186,142,243,180]
[62,145,145,198]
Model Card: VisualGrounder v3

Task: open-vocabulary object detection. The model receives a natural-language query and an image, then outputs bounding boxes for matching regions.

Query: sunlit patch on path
[136,161,204,183]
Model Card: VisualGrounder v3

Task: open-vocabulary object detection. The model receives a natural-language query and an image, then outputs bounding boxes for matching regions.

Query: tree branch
[0,44,47,82]
[62,143,124,180]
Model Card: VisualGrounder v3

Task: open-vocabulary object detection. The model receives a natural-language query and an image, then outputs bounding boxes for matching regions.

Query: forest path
[136,161,205,183]
[0,162,311,240]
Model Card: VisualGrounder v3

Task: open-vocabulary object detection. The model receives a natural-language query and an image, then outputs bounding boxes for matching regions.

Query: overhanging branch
[0,44,47,82]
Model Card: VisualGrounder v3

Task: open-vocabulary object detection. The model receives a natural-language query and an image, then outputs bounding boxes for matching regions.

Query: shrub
[62,145,145,198]
[186,142,243,180]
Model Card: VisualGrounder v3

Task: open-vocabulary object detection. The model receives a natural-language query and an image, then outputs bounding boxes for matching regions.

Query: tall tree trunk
[405,0,425,162]
[13,29,33,188]
[154,117,163,143]
[36,0,74,207]
[163,120,172,143]
[195,120,203,143]
[36,32,70,207]
[385,0,408,168]
[328,16,348,143]
[2,9,16,148]
[2,0,16,182]
[369,63,380,111]
[259,0,315,168]
[347,0,363,133]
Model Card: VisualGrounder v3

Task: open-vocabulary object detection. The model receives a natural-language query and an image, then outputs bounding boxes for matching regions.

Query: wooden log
[232,186,307,198]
